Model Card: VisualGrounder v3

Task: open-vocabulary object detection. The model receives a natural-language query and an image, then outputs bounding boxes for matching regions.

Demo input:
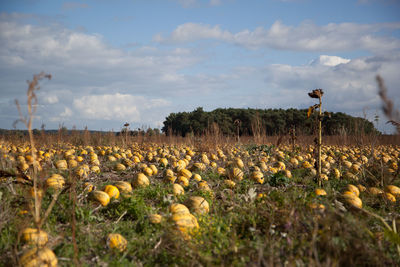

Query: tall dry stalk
[14,72,51,227]
[307,89,324,187]
[251,112,263,144]
[234,119,241,144]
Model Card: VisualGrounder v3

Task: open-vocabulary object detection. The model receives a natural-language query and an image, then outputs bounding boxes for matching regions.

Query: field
[0,133,400,266]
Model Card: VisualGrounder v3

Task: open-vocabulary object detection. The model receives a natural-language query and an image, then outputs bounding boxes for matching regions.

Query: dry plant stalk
[14,72,51,226]
[234,119,241,144]
[377,75,400,134]
[307,88,324,187]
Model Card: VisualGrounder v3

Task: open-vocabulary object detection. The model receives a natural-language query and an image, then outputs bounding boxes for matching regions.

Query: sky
[0,0,399,133]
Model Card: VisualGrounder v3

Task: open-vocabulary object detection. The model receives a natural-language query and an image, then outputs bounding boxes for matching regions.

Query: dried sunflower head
[308,89,324,99]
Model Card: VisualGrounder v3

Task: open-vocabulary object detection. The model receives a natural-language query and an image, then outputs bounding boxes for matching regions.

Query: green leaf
[384,229,400,245]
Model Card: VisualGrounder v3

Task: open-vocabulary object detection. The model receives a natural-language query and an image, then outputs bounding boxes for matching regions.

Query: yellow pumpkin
[347,184,360,197]
[92,190,110,206]
[369,187,384,195]
[91,165,101,174]
[46,174,65,190]
[192,173,202,182]
[186,196,209,214]
[250,171,264,184]
[169,203,190,215]
[315,188,327,196]
[67,159,78,168]
[143,167,153,176]
[333,168,341,179]
[20,247,57,267]
[107,233,128,252]
[159,158,168,167]
[114,163,126,172]
[55,159,68,170]
[114,181,132,194]
[173,183,185,196]
[384,192,396,202]
[342,193,362,209]
[228,167,243,181]
[198,181,212,192]
[149,164,158,176]
[224,179,236,188]
[104,185,120,199]
[149,214,163,224]
[179,169,192,179]
[171,213,199,237]
[133,173,150,188]
[386,185,400,196]
[178,176,189,187]
[21,228,48,247]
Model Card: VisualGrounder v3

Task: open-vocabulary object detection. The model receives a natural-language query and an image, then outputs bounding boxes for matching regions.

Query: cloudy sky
[1,0,399,133]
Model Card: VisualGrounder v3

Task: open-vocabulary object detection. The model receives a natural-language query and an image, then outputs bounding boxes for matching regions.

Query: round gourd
[21,228,48,247]
[384,192,396,202]
[178,176,189,187]
[228,167,243,181]
[143,167,153,176]
[342,193,362,209]
[224,179,236,188]
[171,213,199,237]
[173,183,185,196]
[186,196,209,214]
[198,181,212,192]
[92,190,110,206]
[234,157,244,169]
[68,159,78,168]
[75,166,88,179]
[91,165,101,174]
[250,171,264,184]
[114,181,132,194]
[107,233,128,252]
[179,169,192,179]
[386,185,400,196]
[133,173,150,188]
[149,214,163,224]
[333,168,341,179]
[315,188,327,196]
[369,187,384,195]
[55,160,67,170]
[192,173,202,182]
[347,184,360,197]
[19,247,57,267]
[169,203,190,215]
[114,163,126,172]
[159,158,168,167]
[46,174,65,190]
[104,185,120,199]
[149,164,158,176]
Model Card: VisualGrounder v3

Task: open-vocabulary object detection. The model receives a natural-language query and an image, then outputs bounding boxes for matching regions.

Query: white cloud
[60,107,72,117]
[155,20,400,53]
[72,93,170,121]
[310,55,351,66]
[155,23,232,43]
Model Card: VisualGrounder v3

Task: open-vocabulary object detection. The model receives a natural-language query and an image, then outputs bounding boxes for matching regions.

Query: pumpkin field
[0,74,399,266]
[1,136,400,266]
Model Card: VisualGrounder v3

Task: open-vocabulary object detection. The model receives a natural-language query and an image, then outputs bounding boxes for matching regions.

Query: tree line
[161,107,378,137]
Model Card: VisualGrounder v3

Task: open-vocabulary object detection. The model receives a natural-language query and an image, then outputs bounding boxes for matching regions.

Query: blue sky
[1,0,400,133]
